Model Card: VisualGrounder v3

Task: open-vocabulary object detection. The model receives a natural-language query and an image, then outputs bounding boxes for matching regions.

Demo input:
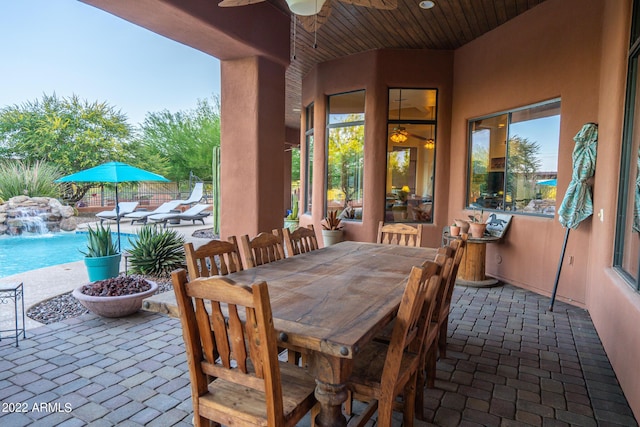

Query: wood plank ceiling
[261,0,548,129]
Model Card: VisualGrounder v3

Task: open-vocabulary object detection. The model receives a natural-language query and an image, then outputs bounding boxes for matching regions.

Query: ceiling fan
[218,0,398,32]
[390,126,430,142]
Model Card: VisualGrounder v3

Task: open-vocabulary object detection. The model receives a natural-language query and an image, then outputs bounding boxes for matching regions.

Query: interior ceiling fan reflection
[218,0,398,32]
[390,126,429,142]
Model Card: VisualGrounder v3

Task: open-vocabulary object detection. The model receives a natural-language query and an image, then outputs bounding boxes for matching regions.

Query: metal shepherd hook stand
[549,123,598,311]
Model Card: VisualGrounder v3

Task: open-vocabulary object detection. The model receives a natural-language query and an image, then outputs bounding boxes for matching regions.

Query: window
[326,90,365,220]
[467,100,561,216]
[304,104,314,214]
[385,89,437,223]
[614,0,640,289]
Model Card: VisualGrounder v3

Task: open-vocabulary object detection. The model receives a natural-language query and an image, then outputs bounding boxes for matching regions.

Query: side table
[445,234,502,287]
[0,282,26,347]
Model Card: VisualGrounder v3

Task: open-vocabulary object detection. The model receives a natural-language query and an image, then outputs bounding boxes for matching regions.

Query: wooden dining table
[145,240,437,427]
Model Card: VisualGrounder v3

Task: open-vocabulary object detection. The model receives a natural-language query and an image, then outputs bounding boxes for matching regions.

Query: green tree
[0,93,132,203]
[134,96,220,182]
[507,135,542,201]
[327,121,364,209]
[0,93,131,169]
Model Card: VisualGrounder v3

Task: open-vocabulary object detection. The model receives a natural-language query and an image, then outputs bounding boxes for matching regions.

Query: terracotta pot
[454,219,470,234]
[469,222,487,238]
[449,225,461,236]
[72,280,158,318]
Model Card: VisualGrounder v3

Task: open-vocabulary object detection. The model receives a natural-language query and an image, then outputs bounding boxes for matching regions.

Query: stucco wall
[589,0,640,419]
[452,0,640,418]
[451,0,603,307]
[300,49,454,247]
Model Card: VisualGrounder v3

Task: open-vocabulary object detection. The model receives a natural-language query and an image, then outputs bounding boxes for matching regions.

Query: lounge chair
[96,202,139,224]
[147,204,211,227]
[176,182,203,206]
[123,200,181,224]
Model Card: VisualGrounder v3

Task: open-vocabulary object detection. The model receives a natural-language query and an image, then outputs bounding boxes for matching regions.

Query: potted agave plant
[73,225,184,317]
[81,223,121,282]
[321,210,344,246]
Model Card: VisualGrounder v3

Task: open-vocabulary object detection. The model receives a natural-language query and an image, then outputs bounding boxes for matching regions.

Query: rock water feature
[0,196,77,235]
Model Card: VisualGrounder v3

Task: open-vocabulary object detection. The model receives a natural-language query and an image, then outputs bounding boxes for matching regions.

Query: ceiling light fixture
[390,127,409,143]
[390,91,408,143]
[419,0,435,9]
[424,138,435,149]
[286,0,326,16]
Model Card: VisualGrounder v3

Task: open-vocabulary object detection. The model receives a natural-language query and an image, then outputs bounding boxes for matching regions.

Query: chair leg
[426,346,437,389]
[415,367,426,420]
[310,402,320,427]
[438,320,448,358]
[403,374,417,427]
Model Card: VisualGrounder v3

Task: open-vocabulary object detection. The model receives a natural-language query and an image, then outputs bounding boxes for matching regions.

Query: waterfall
[7,208,50,235]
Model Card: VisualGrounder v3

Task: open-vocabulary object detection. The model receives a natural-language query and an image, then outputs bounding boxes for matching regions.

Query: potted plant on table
[449,222,461,237]
[468,209,487,238]
[321,210,344,246]
[81,223,121,282]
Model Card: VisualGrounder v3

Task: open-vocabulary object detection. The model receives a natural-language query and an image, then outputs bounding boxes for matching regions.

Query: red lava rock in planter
[72,275,158,318]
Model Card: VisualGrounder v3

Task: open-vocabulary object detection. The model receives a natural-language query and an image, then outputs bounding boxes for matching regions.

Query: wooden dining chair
[241,230,286,268]
[436,235,467,359]
[184,237,243,279]
[376,221,423,247]
[172,269,317,427]
[420,235,467,393]
[345,262,441,427]
[283,224,319,256]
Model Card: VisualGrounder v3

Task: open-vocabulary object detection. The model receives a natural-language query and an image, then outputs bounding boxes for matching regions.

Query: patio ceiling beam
[81,0,290,67]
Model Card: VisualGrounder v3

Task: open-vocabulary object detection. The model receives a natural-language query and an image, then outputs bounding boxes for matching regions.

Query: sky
[0,0,221,127]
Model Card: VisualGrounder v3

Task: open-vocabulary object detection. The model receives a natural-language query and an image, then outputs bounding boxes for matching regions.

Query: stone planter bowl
[72,280,158,318]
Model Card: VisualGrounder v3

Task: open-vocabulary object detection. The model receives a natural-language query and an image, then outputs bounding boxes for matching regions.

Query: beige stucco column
[220,56,286,239]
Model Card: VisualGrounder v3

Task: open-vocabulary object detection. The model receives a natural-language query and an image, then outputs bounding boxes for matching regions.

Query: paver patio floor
[0,284,637,426]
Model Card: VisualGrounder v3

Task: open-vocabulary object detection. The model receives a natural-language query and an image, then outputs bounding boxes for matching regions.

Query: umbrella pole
[549,227,570,311]
[115,184,121,253]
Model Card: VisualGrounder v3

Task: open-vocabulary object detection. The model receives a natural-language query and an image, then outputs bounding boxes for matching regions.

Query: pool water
[0,232,135,277]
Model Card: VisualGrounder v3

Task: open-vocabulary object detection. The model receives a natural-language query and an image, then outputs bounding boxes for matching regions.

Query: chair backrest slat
[377,221,423,247]
[185,237,243,279]
[283,225,319,256]
[241,230,286,268]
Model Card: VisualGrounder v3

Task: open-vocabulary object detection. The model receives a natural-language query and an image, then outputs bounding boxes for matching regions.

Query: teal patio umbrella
[56,162,170,251]
[549,123,598,310]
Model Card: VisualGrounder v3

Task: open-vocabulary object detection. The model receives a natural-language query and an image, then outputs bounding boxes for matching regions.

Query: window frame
[324,90,366,221]
[466,98,561,217]
[304,103,314,215]
[385,87,438,224]
[613,0,640,290]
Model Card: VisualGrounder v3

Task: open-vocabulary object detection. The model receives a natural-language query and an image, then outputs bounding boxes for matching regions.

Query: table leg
[314,380,348,427]
[309,353,351,427]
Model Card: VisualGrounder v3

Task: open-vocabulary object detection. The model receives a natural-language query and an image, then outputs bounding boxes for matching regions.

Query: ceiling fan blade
[297,1,332,32]
[408,132,428,141]
[339,0,397,10]
[218,0,265,7]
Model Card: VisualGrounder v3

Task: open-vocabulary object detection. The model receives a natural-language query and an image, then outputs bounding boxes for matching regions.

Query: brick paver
[0,284,636,426]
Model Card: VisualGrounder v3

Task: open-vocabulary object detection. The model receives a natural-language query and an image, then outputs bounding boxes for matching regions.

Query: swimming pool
[0,232,136,277]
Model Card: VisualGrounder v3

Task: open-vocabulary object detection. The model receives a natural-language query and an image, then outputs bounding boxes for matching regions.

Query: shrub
[128,225,185,277]
[0,160,62,199]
